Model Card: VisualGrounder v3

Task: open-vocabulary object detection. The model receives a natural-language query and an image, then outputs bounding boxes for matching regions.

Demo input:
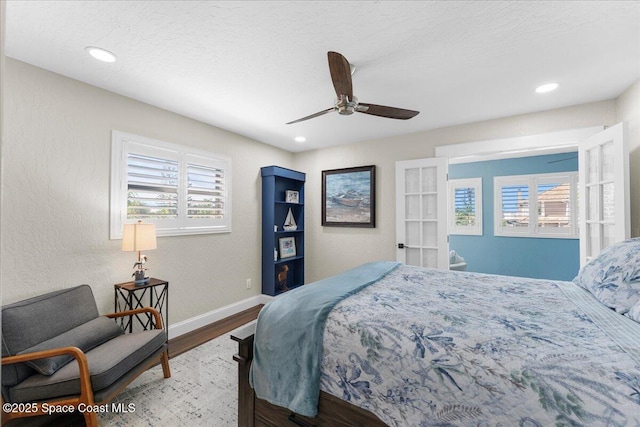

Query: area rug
[99,330,240,426]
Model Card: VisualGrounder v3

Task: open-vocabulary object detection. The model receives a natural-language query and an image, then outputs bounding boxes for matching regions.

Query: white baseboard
[168,294,272,339]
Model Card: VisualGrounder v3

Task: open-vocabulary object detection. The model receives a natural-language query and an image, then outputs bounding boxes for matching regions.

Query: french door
[394,122,628,270]
[578,122,629,266]
[395,158,448,268]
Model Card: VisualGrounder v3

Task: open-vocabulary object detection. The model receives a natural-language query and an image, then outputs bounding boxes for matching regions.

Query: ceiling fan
[286,51,420,125]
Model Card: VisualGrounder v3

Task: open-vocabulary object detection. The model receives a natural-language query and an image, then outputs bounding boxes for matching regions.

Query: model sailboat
[283,208,297,231]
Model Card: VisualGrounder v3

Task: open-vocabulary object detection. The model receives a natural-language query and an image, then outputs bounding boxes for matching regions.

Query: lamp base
[133,271,149,286]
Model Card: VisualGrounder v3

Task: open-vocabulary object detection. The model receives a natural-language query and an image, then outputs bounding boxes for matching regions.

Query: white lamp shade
[122,221,157,252]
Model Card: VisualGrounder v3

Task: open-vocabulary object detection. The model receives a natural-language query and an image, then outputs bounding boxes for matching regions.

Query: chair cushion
[8,328,167,403]
[18,317,124,375]
[2,285,99,386]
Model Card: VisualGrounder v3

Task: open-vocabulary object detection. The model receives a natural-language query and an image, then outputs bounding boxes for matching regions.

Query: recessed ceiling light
[85,46,117,63]
[294,136,306,143]
[536,83,559,93]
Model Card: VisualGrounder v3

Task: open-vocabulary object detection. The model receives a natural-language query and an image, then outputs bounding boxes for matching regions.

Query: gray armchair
[1,285,171,427]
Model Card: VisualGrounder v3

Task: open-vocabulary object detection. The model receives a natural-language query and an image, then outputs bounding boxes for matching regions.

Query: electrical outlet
[246,278,252,289]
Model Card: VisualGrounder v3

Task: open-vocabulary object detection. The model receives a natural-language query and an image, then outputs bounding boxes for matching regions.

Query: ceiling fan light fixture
[536,83,559,93]
[86,46,117,63]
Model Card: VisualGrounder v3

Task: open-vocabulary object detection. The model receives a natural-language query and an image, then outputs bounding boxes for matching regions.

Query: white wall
[294,100,621,282]
[1,59,293,323]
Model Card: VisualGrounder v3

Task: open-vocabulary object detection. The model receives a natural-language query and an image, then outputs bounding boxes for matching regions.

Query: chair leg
[161,350,171,378]
[83,412,99,427]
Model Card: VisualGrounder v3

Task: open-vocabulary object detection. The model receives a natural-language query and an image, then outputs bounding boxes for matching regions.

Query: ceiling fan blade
[328,51,353,100]
[356,103,419,120]
[286,107,335,125]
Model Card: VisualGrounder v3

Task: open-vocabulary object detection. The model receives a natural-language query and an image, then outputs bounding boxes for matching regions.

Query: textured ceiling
[5,1,640,152]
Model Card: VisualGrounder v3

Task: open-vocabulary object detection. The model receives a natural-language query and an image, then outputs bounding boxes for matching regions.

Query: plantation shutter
[449,178,482,236]
[454,187,476,226]
[536,178,571,230]
[495,173,578,238]
[498,181,530,232]
[111,131,232,238]
[127,153,179,219]
[187,163,225,219]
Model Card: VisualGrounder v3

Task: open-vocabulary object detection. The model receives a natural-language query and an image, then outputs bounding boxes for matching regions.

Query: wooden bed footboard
[231,323,387,427]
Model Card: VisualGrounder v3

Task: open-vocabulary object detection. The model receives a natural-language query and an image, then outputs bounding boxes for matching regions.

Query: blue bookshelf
[261,166,305,296]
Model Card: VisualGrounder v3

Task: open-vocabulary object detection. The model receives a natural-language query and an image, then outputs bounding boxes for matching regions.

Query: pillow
[18,316,123,375]
[626,299,640,323]
[573,238,640,313]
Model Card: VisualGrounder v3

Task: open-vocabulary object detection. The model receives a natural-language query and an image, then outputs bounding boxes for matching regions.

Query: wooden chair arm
[2,346,87,366]
[105,307,164,330]
[2,346,94,408]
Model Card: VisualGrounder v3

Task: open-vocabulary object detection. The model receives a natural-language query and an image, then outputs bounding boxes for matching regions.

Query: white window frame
[110,131,232,238]
[494,172,578,239]
[449,178,483,236]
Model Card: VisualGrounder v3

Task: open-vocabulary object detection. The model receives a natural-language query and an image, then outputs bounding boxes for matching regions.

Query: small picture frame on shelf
[279,236,296,259]
[285,190,299,203]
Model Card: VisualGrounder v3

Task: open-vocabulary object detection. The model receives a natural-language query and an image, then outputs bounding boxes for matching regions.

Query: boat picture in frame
[322,165,375,227]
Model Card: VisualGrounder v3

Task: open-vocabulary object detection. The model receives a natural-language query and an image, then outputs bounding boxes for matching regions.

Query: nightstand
[114,278,169,335]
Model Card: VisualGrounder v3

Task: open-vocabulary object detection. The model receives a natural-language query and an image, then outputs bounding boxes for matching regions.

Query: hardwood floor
[4,305,262,427]
[169,305,262,359]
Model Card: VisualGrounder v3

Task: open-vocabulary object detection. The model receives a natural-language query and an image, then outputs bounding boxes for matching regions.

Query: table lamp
[122,220,157,285]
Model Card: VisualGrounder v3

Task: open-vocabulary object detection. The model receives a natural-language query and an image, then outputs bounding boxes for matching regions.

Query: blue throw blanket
[249,261,401,417]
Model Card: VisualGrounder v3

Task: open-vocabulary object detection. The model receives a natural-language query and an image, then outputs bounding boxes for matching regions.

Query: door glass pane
[406,248,420,266]
[602,183,615,221]
[423,249,438,268]
[587,148,598,184]
[406,222,420,246]
[588,223,601,259]
[602,224,615,249]
[601,141,614,182]
[422,167,437,193]
[422,221,437,247]
[406,195,420,220]
[422,194,437,219]
[405,168,420,193]
[587,186,599,221]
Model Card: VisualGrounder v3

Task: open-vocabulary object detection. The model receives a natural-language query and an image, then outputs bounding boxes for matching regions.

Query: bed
[232,239,640,426]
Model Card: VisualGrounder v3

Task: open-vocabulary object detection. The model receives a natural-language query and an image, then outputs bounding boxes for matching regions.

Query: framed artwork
[279,236,297,259]
[322,165,376,228]
[285,190,299,203]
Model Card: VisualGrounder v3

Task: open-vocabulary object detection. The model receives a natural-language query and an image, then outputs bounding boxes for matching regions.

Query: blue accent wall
[449,152,579,281]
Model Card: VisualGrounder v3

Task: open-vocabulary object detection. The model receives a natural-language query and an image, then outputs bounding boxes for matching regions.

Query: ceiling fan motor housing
[336,95,358,115]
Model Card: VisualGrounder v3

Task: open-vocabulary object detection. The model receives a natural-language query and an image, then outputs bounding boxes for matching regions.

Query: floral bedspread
[319,265,640,426]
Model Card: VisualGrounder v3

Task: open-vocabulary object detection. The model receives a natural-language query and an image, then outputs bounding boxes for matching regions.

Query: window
[494,172,578,238]
[449,178,482,235]
[111,131,231,238]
